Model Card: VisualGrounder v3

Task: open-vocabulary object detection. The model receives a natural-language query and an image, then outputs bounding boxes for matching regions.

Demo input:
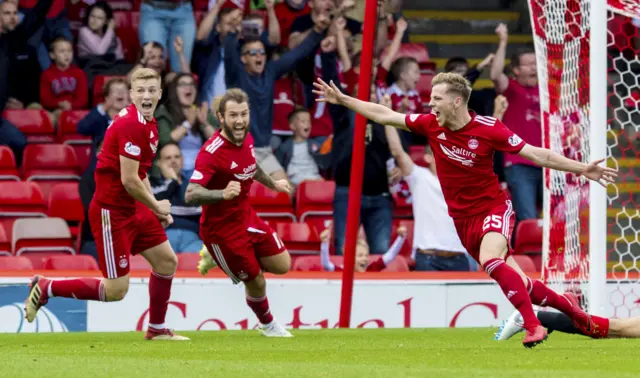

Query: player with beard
[25,68,188,341]
[313,73,617,348]
[186,88,293,337]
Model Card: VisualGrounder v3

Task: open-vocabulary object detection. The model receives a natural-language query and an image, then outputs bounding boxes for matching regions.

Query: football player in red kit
[313,73,618,348]
[25,68,188,341]
[185,88,294,337]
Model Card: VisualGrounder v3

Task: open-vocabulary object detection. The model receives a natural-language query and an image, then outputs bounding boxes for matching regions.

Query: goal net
[528,0,640,316]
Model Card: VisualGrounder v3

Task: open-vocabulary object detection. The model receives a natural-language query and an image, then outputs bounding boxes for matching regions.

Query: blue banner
[0,285,87,333]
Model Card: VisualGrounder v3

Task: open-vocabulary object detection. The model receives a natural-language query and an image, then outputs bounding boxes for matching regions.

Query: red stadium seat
[48,183,85,247]
[0,256,34,271]
[23,253,55,269]
[419,61,437,75]
[512,255,537,272]
[514,219,543,255]
[130,254,151,271]
[249,182,296,222]
[1,109,55,143]
[22,144,81,179]
[292,255,344,271]
[177,253,204,271]
[12,217,75,256]
[93,75,127,105]
[273,222,321,255]
[0,145,19,181]
[58,110,91,142]
[296,180,335,231]
[0,225,10,256]
[380,43,430,65]
[44,255,99,270]
[391,219,414,258]
[416,73,435,106]
[0,182,47,219]
[380,255,410,272]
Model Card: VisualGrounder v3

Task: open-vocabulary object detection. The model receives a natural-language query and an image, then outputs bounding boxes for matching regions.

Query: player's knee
[104,281,129,302]
[155,253,178,275]
[245,273,267,296]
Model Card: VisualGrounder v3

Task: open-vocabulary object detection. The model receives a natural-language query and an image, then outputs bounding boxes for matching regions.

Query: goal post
[528,0,640,316]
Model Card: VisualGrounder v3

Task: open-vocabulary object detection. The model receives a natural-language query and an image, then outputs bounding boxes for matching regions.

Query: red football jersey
[94,104,159,212]
[387,83,423,114]
[405,112,526,218]
[190,130,258,242]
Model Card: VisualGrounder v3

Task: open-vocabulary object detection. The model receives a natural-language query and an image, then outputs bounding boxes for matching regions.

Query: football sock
[527,278,575,315]
[537,311,582,335]
[148,271,174,330]
[49,278,106,301]
[590,315,610,338]
[246,295,274,325]
[483,258,540,329]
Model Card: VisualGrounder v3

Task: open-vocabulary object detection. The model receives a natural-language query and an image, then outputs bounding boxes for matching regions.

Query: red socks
[50,278,106,301]
[246,295,274,325]
[527,278,574,315]
[483,258,540,329]
[590,315,610,338]
[148,271,174,330]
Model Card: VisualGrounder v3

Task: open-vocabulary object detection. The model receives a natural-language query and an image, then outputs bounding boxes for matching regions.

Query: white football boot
[260,319,293,337]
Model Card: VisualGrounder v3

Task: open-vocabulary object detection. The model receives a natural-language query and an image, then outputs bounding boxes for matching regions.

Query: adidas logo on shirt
[231,161,238,169]
[437,132,446,140]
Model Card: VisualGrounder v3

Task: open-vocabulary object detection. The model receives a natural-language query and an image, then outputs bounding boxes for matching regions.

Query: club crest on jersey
[119,257,128,269]
[234,163,257,181]
[191,170,203,181]
[124,142,141,156]
[509,134,523,146]
[468,138,479,150]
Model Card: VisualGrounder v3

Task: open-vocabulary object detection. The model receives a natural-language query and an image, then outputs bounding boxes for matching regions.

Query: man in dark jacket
[0,0,53,166]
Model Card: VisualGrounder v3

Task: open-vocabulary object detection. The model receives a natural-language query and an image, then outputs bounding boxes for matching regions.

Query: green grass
[0,329,638,377]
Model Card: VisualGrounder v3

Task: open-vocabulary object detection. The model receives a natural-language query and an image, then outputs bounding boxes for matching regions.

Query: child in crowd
[77,1,124,63]
[319,222,407,272]
[40,37,89,123]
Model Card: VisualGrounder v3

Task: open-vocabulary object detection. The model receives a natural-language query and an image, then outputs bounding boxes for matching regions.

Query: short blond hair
[431,72,472,104]
[130,67,161,84]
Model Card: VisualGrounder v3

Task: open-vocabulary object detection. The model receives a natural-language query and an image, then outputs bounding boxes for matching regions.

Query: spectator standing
[155,73,215,176]
[444,54,496,118]
[1,0,53,166]
[138,0,197,73]
[19,0,72,70]
[40,37,89,119]
[270,46,306,148]
[383,104,476,271]
[223,13,328,180]
[490,23,542,235]
[151,143,202,253]
[273,0,310,47]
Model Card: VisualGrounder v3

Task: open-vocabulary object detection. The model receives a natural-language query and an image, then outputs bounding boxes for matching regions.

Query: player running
[185,88,293,337]
[313,73,618,348]
[25,68,188,341]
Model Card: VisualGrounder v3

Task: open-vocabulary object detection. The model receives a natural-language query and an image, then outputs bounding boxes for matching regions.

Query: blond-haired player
[313,72,617,348]
[25,68,188,341]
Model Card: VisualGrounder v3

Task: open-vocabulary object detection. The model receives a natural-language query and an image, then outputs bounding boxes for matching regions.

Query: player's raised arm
[518,144,618,187]
[313,78,409,130]
[120,156,170,215]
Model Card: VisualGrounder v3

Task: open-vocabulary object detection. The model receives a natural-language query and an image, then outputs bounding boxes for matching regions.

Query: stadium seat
[44,255,99,271]
[514,219,543,255]
[408,145,428,168]
[48,183,85,247]
[380,43,430,65]
[93,75,127,105]
[512,255,537,272]
[273,222,321,255]
[416,74,435,106]
[113,11,140,64]
[292,255,344,271]
[249,182,296,222]
[419,61,437,75]
[177,253,204,271]
[296,180,335,230]
[23,253,53,269]
[12,217,75,256]
[58,110,92,170]
[1,109,55,143]
[391,219,414,258]
[0,182,47,219]
[0,256,34,271]
[22,144,81,179]
[0,145,19,181]
[130,254,151,271]
[380,255,410,272]
[0,225,10,256]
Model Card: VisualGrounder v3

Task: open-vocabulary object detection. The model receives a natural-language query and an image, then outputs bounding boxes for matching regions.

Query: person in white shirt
[382,95,477,271]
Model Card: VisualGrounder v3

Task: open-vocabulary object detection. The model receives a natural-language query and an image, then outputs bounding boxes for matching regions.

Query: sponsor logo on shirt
[468,138,479,150]
[191,170,204,181]
[234,163,257,181]
[440,144,476,166]
[509,134,523,146]
[124,142,141,156]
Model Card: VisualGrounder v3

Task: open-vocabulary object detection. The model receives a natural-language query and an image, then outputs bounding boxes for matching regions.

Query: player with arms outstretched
[185,88,293,337]
[313,73,618,348]
[25,68,188,341]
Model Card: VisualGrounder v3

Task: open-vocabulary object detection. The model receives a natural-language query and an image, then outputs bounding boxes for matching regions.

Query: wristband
[181,120,192,130]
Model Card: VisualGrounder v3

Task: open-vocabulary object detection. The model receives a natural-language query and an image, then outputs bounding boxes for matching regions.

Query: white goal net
[527,0,640,316]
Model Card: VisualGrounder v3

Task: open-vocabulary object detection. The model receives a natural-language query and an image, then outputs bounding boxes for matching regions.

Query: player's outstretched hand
[156,199,171,216]
[582,158,618,187]
[223,181,241,200]
[274,179,292,194]
[313,78,344,105]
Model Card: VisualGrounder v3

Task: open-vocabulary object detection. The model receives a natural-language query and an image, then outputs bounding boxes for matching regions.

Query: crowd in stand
[1,0,553,272]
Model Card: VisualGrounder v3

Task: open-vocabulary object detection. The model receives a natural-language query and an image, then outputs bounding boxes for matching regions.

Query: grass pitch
[0,328,637,378]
